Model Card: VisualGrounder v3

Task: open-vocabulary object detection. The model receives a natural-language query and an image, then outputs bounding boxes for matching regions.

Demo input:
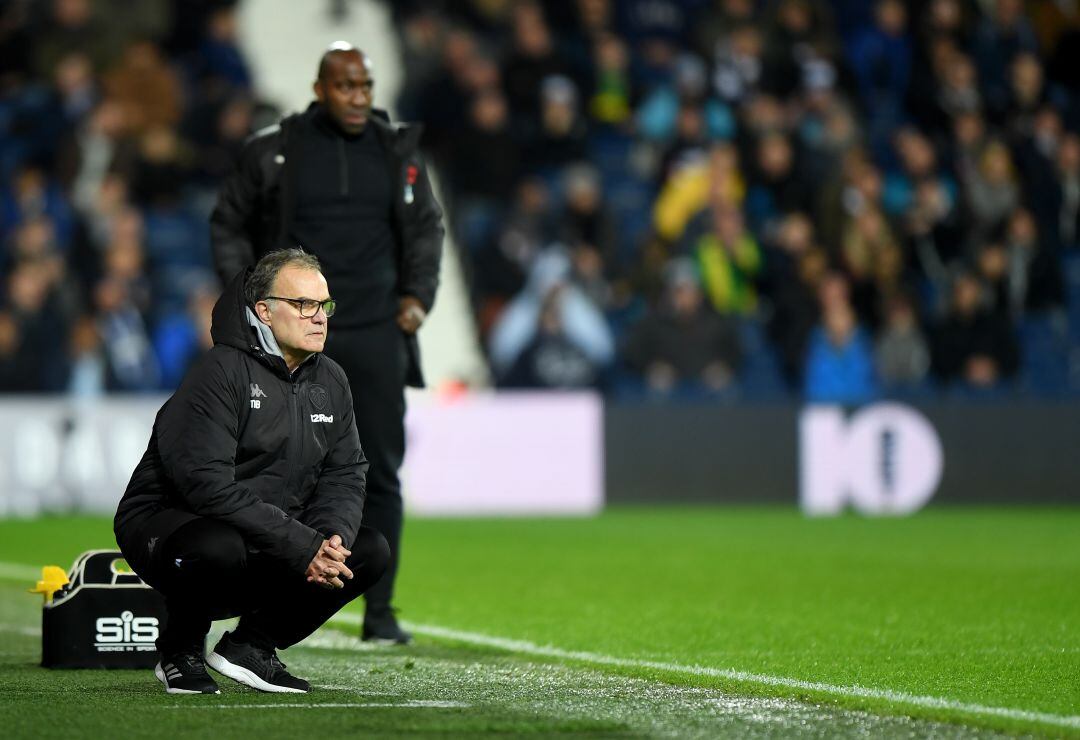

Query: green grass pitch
[0,507,1077,737]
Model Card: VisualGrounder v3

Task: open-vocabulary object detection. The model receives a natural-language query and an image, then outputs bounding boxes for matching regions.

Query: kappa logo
[310,413,334,423]
[147,536,158,555]
[250,383,267,409]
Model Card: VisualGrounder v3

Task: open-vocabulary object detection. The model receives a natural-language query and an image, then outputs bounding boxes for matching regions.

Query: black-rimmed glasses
[264,296,337,318]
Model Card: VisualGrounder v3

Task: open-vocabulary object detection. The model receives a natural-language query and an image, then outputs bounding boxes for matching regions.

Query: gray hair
[244,248,322,306]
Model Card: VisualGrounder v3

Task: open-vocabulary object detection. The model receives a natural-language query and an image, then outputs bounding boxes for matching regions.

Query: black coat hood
[211,268,256,353]
[210,268,321,381]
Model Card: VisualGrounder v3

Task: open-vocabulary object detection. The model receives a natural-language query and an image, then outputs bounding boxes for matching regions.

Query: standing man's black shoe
[362,608,412,645]
[155,651,220,694]
[207,632,310,693]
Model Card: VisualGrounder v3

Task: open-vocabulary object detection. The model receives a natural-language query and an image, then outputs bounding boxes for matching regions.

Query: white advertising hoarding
[0,392,604,518]
[403,391,604,516]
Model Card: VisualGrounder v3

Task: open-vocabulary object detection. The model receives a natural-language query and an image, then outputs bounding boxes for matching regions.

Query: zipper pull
[338,138,347,196]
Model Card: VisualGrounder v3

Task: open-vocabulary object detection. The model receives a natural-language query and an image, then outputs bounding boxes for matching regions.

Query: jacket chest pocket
[237,391,288,465]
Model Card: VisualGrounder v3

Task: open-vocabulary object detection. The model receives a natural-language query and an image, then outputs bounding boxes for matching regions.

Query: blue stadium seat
[1017,313,1071,396]
[587,129,656,267]
[606,177,655,267]
[736,316,789,400]
[588,128,634,177]
[1062,251,1080,343]
[144,204,214,316]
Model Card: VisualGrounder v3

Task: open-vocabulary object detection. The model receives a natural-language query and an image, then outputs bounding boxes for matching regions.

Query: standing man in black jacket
[210,43,444,644]
[115,249,391,694]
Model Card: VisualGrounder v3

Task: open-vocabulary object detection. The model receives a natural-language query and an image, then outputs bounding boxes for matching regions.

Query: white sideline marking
[0,623,42,637]
[325,613,1080,731]
[294,631,382,652]
[0,562,43,581]
[165,701,468,709]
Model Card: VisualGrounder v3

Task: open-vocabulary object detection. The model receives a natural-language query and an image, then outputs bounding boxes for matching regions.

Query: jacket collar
[245,306,318,377]
[370,112,424,156]
[295,102,424,157]
[246,306,285,359]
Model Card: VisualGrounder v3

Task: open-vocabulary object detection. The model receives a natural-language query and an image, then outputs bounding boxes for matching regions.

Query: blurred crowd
[390,0,1080,400]
[0,0,259,393]
[3,0,1080,402]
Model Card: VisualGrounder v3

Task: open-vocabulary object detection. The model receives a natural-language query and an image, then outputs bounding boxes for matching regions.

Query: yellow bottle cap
[29,566,70,604]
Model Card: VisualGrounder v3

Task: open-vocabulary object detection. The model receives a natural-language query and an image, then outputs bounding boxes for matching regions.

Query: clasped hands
[305,534,353,590]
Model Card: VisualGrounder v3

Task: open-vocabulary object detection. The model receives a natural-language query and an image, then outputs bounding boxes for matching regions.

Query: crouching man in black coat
[114,248,389,695]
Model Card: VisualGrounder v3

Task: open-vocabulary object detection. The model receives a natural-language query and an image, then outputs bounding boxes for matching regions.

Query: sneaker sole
[206,652,308,694]
[154,662,220,695]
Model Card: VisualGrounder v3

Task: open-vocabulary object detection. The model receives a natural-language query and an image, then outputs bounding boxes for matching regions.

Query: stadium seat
[1017,313,1071,396]
[736,317,789,400]
[1062,251,1080,344]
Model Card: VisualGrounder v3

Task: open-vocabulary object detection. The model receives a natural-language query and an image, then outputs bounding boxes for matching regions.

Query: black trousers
[324,319,408,614]
[148,517,390,654]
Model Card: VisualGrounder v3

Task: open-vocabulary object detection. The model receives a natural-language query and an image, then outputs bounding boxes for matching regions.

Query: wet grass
[0,508,1077,736]
[0,600,1002,739]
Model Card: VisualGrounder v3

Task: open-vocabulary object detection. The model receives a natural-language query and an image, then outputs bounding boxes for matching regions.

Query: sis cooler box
[41,550,167,669]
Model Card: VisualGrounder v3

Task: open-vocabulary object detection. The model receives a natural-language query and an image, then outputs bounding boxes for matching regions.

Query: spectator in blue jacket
[804,273,879,403]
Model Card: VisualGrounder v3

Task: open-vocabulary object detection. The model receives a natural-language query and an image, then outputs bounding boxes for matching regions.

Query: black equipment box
[41,550,167,669]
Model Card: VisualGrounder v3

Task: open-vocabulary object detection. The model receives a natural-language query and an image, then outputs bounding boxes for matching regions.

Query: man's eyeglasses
[264,296,337,318]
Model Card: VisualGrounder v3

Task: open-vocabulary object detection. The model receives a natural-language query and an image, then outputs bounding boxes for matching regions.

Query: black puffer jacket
[114,271,368,576]
[209,105,444,387]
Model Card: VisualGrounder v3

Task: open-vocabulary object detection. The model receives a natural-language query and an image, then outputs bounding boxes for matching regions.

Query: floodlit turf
[0,507,1077,737]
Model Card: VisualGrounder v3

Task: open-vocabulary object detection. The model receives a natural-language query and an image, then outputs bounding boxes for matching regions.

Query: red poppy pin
[404,165,418,204]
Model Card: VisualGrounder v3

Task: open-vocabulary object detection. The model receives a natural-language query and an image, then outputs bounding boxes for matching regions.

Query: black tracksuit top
[114,271,369,576]
[289,110,398,325]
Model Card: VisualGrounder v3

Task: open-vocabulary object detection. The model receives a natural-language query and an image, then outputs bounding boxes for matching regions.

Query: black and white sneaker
[362,607,413,645]
[155,652,220,694]
[207,632,310,694]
